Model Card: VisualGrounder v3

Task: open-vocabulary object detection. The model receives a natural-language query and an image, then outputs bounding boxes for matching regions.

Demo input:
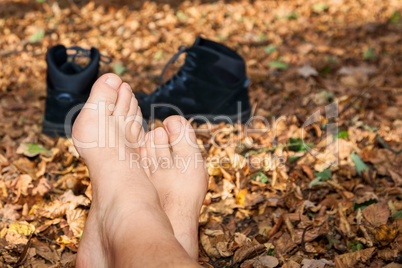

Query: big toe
[86,73,122,115]
[163,116,199,157]
[72,73,122,145]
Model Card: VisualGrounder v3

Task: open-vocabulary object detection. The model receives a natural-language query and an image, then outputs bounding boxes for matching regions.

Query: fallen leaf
[233,243,265,264]
[0,204,22,221]
[32,238,59,264]
[10,174,33,201]
[32,178,53,196]
[66,208,87,238]
[113,63,127,76]
[258,255,279,267]
[8,221,35,236]
[363,203,390,227]
[334,247,376,268]
[17,143,52,157]
[298,65,318,78]
[60,190,91,207]
[338,66,377,75]
[373,224,398,246]
[301,258,335,268]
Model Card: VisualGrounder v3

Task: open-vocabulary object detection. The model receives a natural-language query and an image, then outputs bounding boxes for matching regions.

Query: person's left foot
[140,116,208,260]
[72,74,198,267]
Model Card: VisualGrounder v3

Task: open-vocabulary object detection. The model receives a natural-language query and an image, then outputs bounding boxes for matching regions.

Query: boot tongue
[59,61,83,74]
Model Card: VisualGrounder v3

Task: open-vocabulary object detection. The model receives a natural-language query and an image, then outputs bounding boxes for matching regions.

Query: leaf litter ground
[0,0,401,267]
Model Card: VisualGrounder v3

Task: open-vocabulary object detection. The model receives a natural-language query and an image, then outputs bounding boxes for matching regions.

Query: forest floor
[0,0,401,267]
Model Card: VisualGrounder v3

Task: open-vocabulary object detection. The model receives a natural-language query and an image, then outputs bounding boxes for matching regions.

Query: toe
[140,146,150,177]
[154,127,172,160]
[145,131,157,171]
[86,73,122,115]
[113,83,132,116]
[163,115,199,157]
[127,92,139,117]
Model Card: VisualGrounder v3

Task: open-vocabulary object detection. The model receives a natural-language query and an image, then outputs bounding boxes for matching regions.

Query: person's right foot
[141,116,208,260]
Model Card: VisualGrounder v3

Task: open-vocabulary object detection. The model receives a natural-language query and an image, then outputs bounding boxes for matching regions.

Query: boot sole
[42,119,72,138]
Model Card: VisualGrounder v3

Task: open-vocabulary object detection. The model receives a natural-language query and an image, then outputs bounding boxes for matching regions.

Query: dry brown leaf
[60,190,91,207]
[362,203,390,227]
[0,204,22,221]
[60,251,76,266]
[10,174,33,201]
[389,170,402,187]
[298,65,318,79]
[257,255,279,268]
[335,248,376,268]
[66,208,87,238]
[273,232,297,255]
[282,260,301,268]
[301,258,335,268]
[5,229,28,245]
[32,238,60,264]
[32,178,53,196]
[233,243,265,264]
[35,200,75,219]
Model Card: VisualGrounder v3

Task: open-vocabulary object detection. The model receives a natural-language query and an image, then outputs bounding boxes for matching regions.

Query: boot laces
[157,45,197,91]
[67,46,112,64]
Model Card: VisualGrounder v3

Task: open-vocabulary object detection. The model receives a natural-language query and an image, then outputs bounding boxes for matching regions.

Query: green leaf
[17,143,52,157]
[264,45,277,54]
[267,248,275,256]
[348,241,364,252]
[390,11,400,24]
[288,155,300,164]
[320,66,332,74]
[176,11,188,22]
[392,210,402,219]
[27,143,50,155]
[287,12,297,20]
[309,177,328,188]
[364,47,376,60]
[258,34,267,41]
[351,152,369,176]
[113,63,127,76]
[36,0,46,2]
[313,3,328,13]
[154,50,163,60]
[309,168,331,188]
[353,199,378,211]
[269,61,288,69]
[29,29,45,43]
[251,171,269,183]
[336,131,349,139]
[314,168,331,180]
[287,138,306,152]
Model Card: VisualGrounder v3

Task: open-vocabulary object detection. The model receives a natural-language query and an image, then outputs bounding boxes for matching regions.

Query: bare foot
[73,74,198,267]
[141,116,208,260]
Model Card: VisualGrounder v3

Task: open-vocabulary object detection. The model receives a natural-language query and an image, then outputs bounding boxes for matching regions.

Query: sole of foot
[73,74,199,267]
[141,115,208,260]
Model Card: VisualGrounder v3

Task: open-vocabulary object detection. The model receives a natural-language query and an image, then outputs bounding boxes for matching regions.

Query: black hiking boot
[43,45,102,137]
[137,37,251,124]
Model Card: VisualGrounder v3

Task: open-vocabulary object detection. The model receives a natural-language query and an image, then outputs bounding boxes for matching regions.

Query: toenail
[105,75,121,89]
[166,119,183,134]
[124,82,132,91]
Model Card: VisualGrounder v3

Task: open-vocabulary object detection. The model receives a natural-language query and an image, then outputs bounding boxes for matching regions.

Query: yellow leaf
[235,189,248,205]
[8,221,35,236]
